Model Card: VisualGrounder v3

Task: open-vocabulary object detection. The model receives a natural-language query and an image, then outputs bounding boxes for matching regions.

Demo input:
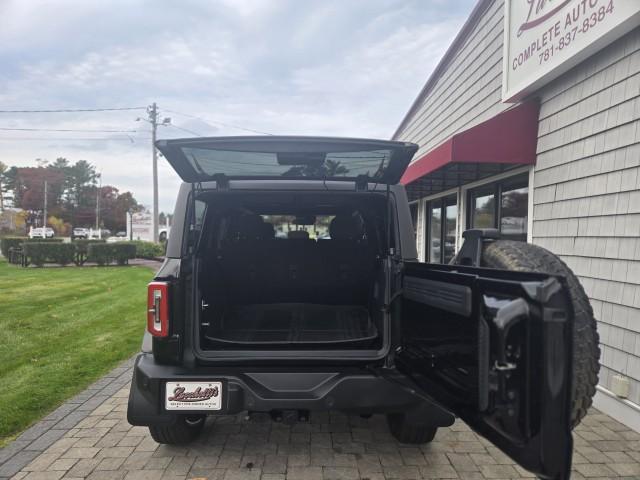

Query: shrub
[22,243,75,267]
[88,243,136,266]
[127,241,165,259]
[114,244,136,265]
[24,238,64,243]
[0,237,27,257]
[73,239,106,266]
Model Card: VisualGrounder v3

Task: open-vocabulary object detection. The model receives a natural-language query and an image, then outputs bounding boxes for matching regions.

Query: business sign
[503,0,640,101]
[129,211,153,241]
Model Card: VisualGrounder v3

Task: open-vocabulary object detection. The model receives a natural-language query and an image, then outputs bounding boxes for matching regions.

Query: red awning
[400,101,539,192]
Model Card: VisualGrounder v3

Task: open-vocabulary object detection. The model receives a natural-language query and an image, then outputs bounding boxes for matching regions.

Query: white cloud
[0,0,473,212]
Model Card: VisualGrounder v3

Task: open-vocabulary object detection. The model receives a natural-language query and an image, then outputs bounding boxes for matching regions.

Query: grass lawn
[0,259,154,446]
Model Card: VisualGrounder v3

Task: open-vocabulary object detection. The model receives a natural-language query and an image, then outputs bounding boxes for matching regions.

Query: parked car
[115,231,127,237]
[72,227,89,239]
[159,228,170,242]
[89,229,111,239]
[28,227,54,239]
[127,136,599,480]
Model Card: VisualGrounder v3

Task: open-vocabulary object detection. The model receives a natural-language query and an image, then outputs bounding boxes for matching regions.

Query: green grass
[0,259,154,446]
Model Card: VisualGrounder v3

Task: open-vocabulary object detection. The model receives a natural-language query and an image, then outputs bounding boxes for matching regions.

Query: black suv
[128,136,599,480]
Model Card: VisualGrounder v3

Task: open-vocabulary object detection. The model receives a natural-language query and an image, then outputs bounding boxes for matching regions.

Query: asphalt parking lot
[1,358,640,480]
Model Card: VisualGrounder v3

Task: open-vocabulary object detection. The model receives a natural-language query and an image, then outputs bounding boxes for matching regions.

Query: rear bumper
[128,353,432,426]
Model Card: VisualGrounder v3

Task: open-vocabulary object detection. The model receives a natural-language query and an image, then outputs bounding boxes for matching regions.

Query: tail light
[147,282,170,337]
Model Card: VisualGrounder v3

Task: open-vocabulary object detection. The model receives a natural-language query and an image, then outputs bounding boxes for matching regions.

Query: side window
[467,174,528,241]
[194,200,207,230]
[409,202,419,240]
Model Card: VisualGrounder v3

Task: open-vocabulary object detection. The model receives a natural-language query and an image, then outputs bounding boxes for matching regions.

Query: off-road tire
[148,415,205,444]
[386,413,438,444]
[480,240,600,428]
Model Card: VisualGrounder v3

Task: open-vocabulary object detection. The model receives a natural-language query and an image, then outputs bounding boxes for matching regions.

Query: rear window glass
[261,215,334,240]
[180,147,392,179]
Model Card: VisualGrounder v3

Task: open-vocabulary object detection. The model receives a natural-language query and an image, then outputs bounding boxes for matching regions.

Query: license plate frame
[165,381,222,411]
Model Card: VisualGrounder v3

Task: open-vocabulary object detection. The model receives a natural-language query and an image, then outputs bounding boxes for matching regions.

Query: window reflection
[472,192,495,228]
[429,205,441,263]
[444,203,457,264]
[501,186,528,239]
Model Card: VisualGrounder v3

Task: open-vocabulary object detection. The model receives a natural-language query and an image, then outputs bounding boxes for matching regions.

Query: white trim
[458,165,531,193]
[527,165,534,244]
[593,385,640,433]
[419,186,459,203]
[421,188,462,263]
[459,166,532,248]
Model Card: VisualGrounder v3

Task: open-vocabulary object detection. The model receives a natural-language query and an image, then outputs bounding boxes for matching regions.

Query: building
[394,0,640,429]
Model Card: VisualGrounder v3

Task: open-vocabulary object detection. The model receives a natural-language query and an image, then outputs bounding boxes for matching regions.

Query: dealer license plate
[165,381,222,411]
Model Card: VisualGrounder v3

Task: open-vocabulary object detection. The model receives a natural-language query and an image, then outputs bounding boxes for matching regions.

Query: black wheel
[387,413,437,444]
[480,240,600,428]
[148,415,205,444]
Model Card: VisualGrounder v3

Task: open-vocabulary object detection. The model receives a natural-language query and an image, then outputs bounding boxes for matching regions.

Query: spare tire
[478,240,600,428]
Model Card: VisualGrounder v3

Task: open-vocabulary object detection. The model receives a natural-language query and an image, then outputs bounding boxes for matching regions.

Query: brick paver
[2,360,640,479]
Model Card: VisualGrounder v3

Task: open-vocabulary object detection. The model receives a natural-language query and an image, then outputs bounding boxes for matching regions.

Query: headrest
[329,214,363,241]
[233,214,264,240]
[288,230,309,240]
[261,222,275,239]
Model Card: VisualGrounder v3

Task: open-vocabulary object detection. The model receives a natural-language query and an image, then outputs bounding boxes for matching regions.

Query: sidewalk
[1,358,639,480]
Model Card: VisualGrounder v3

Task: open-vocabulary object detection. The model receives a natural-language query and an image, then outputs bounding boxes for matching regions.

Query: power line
[164,108,273,136]
[0,106,146,113]
[167,124,202,137]
[0,136,151,141]
[0,127,138,133]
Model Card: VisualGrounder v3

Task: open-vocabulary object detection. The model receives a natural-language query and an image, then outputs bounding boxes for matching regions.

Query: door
[398,261,573,480]
[155,136,418,184]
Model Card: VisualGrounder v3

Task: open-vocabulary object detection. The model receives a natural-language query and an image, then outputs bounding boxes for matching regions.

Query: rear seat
[219,213,374,305]
[317,215,374,304]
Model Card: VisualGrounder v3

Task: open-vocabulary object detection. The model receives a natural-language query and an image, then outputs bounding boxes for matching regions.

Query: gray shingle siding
[533,27,640,405]
[395,0,511,159]
[394,0,640,409]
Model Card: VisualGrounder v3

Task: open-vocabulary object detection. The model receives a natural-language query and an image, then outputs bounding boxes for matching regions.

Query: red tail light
[147,282,170,337]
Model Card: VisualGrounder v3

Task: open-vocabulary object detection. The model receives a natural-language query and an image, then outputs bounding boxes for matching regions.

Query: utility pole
[138,103,170,243]
[43,180,47,228]
[95,173,102,239]
[149,103,159,243]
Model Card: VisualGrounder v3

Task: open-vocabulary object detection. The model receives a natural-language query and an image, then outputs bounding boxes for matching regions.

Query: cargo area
[204,303,376,345]
[195,192,388,351]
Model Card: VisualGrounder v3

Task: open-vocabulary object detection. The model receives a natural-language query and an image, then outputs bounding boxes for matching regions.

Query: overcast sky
[0,0,474,212]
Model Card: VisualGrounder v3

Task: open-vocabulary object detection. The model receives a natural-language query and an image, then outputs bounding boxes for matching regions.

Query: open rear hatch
[155,136,418,184]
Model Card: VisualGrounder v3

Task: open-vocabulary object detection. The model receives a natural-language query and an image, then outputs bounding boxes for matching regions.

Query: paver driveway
[2,359,640,480]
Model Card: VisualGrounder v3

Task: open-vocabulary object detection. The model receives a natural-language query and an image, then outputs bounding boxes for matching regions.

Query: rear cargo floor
[204,303,377,345]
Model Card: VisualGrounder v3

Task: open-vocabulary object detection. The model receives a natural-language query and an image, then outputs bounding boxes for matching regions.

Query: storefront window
[426,195,456,263]
[444,202,457,264]
[468,174,528,241]
[429,204,441,263]
[472,191,495,229]
[501,184,528,239]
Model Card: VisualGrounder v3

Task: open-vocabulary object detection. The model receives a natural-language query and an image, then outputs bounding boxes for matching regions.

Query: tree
[158,212,173,226]
[283,159,349,177]
[14,167,65,214]
[1,158,139,231]
[66,159,97,209]
[95,186,139,232]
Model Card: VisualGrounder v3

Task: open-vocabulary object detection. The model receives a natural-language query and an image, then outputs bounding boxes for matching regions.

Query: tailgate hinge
[212,173,229,190]
[355,175,369,191]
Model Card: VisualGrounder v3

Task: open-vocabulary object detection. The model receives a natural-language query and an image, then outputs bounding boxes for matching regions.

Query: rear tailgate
[155,136,418,185]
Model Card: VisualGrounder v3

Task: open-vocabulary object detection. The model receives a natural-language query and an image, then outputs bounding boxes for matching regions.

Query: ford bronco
[128,136,599,480]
